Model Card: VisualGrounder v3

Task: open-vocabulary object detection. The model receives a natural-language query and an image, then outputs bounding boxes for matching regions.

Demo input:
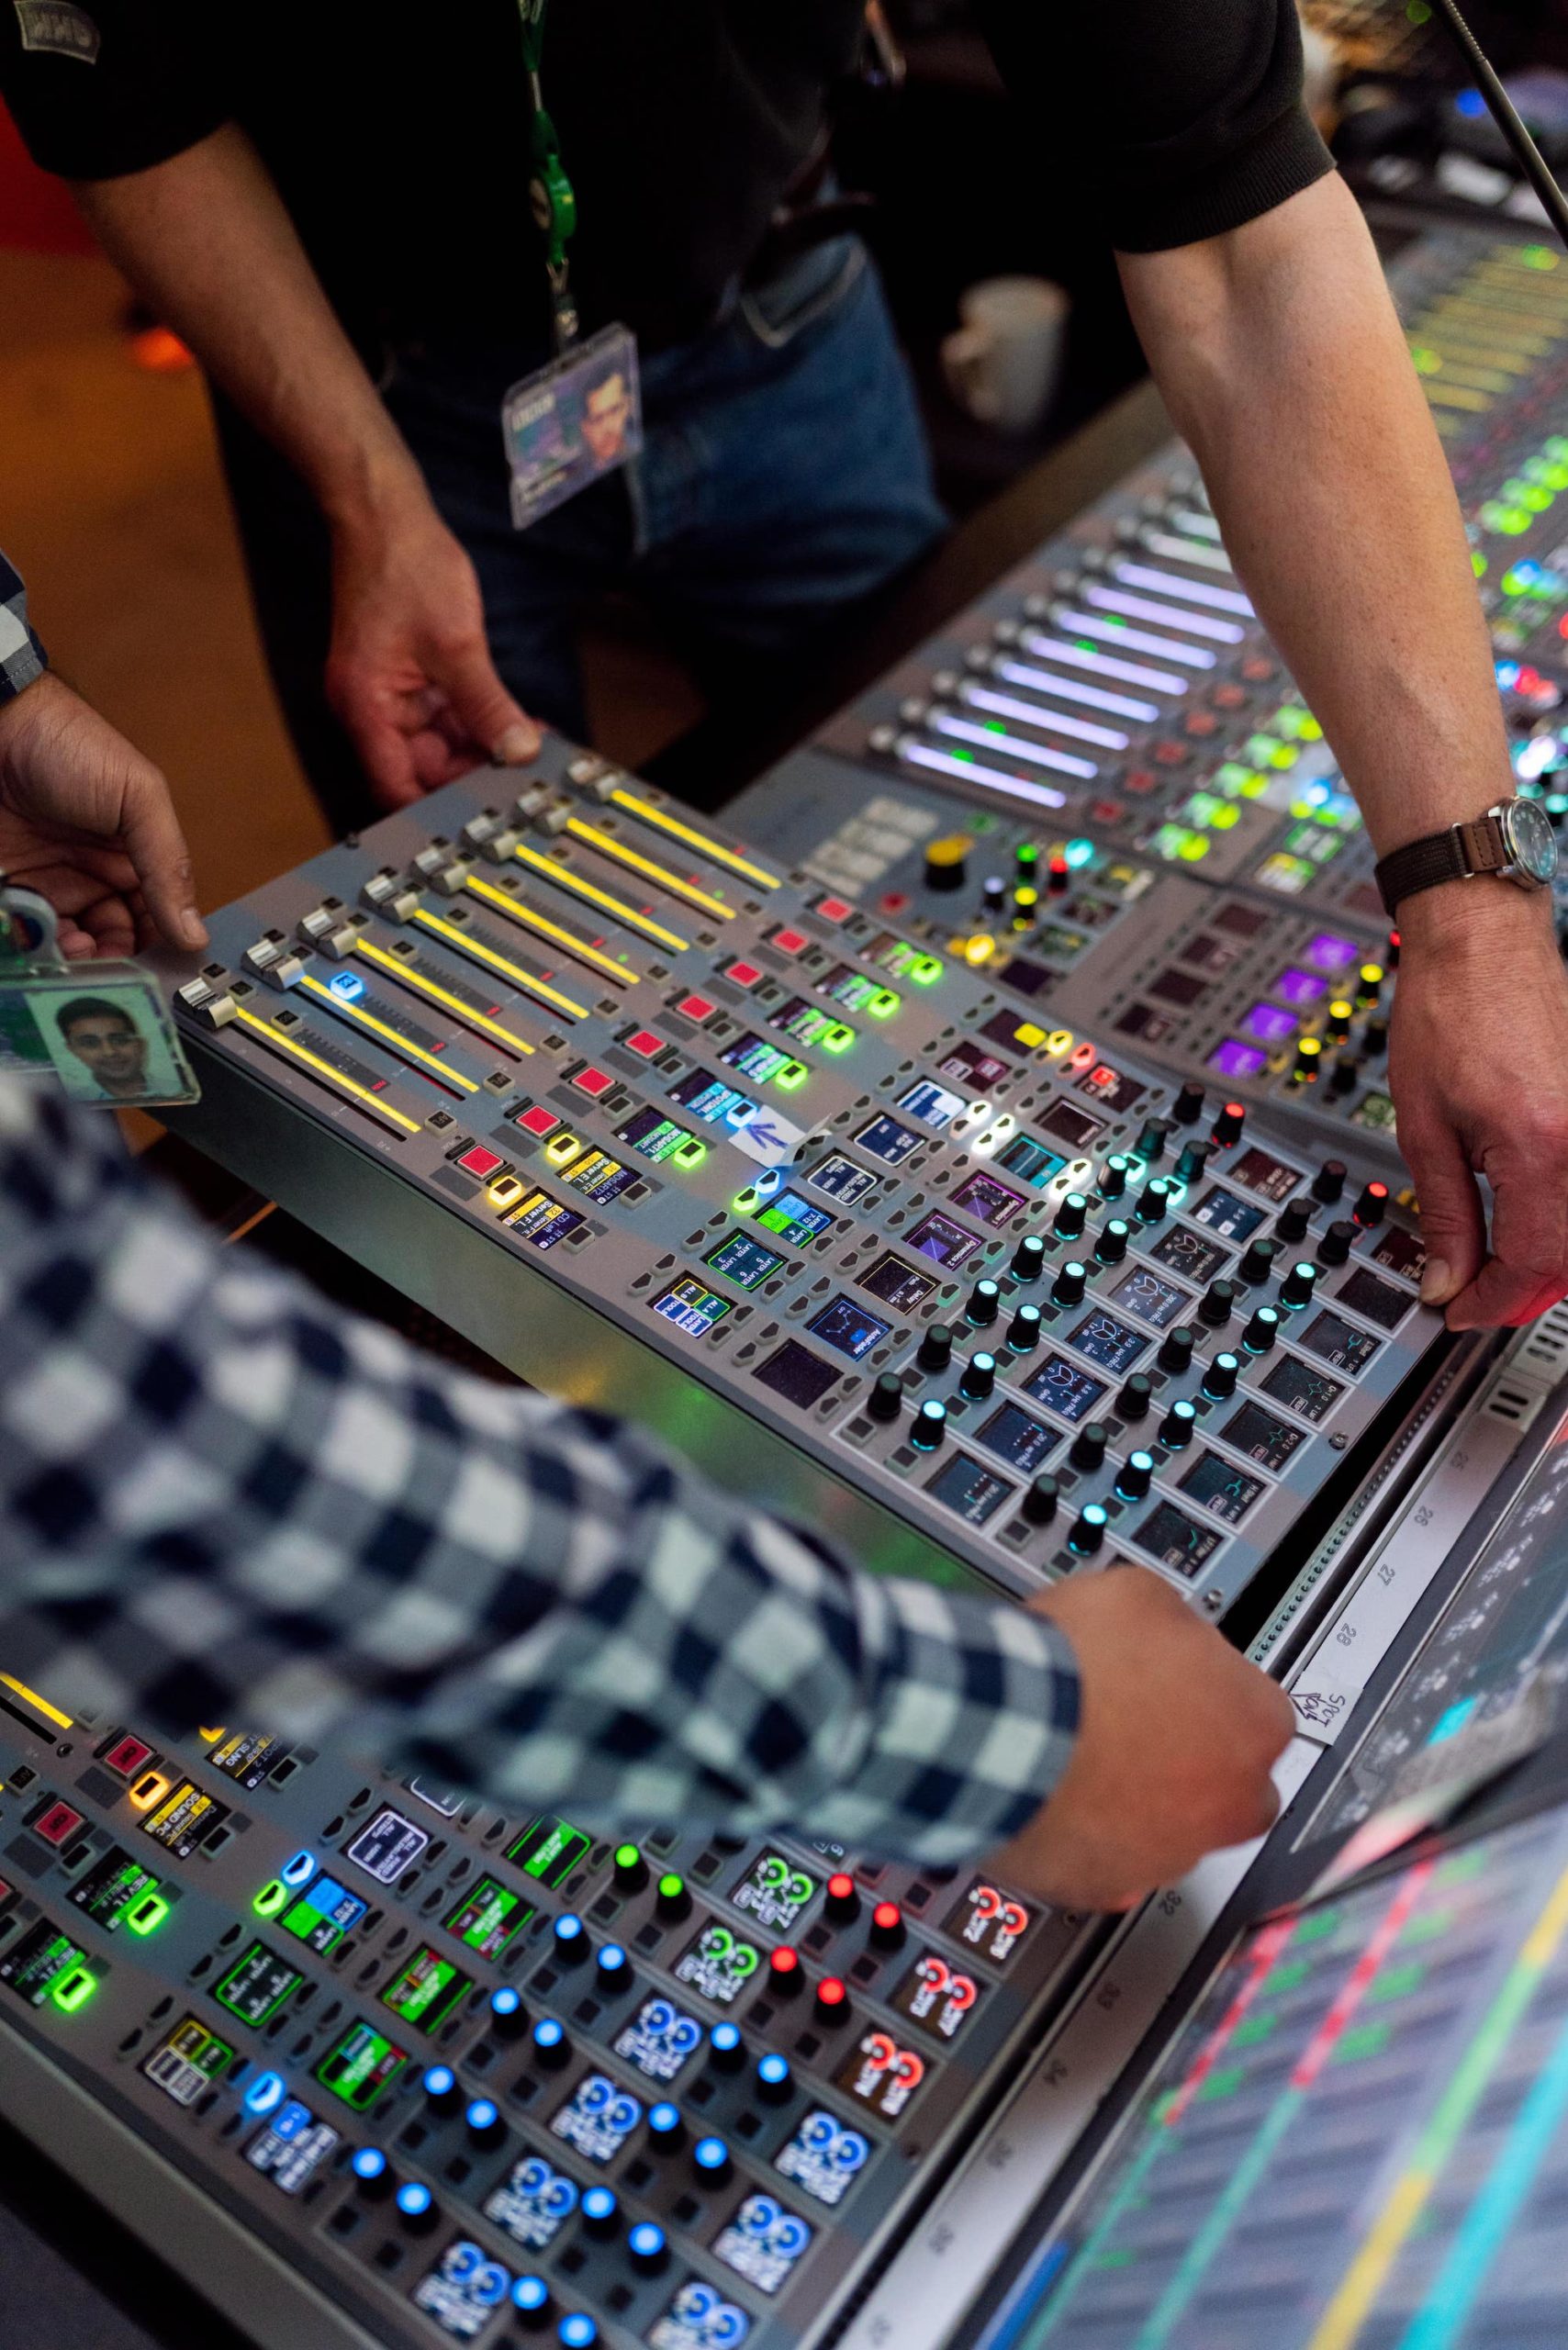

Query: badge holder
[0,884,200,1108]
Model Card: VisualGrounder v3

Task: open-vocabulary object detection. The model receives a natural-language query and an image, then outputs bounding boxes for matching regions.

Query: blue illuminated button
[532,2018,569,2068]
[396,2181,438,2231]
[647,2100,684,2150]
[465,2098,504,2146]
[351,2145,389,2193]
[558,2317,598,2347]
[595,1942,629,1987]
[489,1985,527,2037]
[421,2065,459,2111]
[693,2134,733,2183]
[279,1849,317,1887]
[709,2022,744,2070]
[552,1913,587,1963]
[327,969,366,1002]
[511,2274,551,2322]
[580,2185,619,2236]
[243,2070,286,2118]
[628,2221,667,2271]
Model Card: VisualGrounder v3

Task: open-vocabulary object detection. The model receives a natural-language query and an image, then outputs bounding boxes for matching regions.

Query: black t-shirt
[0,2,1331,352]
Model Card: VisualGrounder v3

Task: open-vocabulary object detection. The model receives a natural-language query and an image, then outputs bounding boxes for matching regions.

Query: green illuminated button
[776,1060,809,1090]
[127,1892,170,1937]
[50,1965,96,2013]
[672,1138,707,1170]
[869,989,900,1018]
[253,1878,290,1919]
[823,1024,855,1054]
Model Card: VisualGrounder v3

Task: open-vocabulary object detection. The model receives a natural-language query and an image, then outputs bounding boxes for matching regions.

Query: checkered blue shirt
[0,1081,1080,1862]
[0,553,46,702]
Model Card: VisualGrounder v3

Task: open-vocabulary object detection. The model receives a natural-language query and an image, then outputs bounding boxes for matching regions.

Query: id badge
[501,321,643,530]
[0,886,200,1109]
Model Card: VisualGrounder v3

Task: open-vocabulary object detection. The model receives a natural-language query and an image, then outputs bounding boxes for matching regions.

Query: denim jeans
[213,240,946,836]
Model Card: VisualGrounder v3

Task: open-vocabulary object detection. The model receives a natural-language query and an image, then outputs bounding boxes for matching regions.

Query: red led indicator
[573,1066,613,1098]
[31,1800,85,1848]
[814,896,854,923]
[872,1901,902,1934]
[770,927,809,956]
[827,1873,855,1902]
[1125,767,1157,795]
[816,1975,848,2009]
[99,1734,154,1778]
[514,1104,558,1137]
[455,1144,505,1180]
[624,1030,664,1059]
[676,993,715,1024]
[725,961,763,990]
[768,1946,801,1980]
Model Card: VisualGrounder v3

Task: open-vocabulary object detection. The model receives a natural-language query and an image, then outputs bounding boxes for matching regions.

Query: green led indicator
[658,1873,685,1902]
[823,1024,855,1054]
[615,1843,642,1873]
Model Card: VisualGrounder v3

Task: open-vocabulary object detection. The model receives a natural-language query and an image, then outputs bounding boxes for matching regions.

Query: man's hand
[326,491,542,811]
[1391,886,1568,1329]
[0,672,207,957]
[987,1568,1295,1913]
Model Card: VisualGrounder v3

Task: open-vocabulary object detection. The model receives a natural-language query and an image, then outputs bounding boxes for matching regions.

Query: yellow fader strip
[462,874,637,986]
[565,818,737,922]
[231,1005,421,1135]
[352,939,535,1058]
[412,909,591,1022]
[0,1673,73,1729]
[299,974,480,1093]
[509,838,689,952]
[607,787,781,890]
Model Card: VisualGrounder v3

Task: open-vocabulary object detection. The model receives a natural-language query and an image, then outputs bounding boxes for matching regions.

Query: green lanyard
[518,0,579,350]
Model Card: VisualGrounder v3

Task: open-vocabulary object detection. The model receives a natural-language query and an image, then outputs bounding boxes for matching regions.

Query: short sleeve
[0,0,230,181]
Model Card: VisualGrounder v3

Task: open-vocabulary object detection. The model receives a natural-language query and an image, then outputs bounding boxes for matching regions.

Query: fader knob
[1053,1261,1088,1309]
[1199,1278,1236,1329]
[1008,1304,1043,1352]
[1115,1451,1154,1502]
[968,1279,1002,1326]
[1211,1101,1245,1147]
[868,1372,903,1425]
[1159,1326,1195,1376]
[918,1324,953,1373]
[1173,1080,1205,1125]
[1023,1473,1060,1526]
[1354,1181,1389,1228]
[1069,1505,1107,1557]
[1280,1261,1318,1310]
[1238,1237,1280,1286]
[1070,1422,1108,1474]
[1117,1373,1153,1423]
[1317,1220,1355,1268]
[1012,1233,1047,1281]
[1095,1217,1130,1265]
[1242,1306,1280,1354]
[1203,1352,1240,1401]
[1054,1192,1088,1241]
[1313,1158,1347,1204]
[960,1352,997,1401]
[1159,1399,1197,1449]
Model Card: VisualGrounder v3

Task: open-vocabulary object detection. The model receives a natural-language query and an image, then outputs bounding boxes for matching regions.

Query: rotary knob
[1242,1306,1280,1354]
[868,1371,903,1424]
[1199,1278,1236,1328]
[968,1279,1002,1326]
[960,1351,997,1401]
[1313,1158,1347,1204]
[1054,1192,1088,1241]
[1012,1233,1047,1281]
[1174,1139,1212,1186]
[1117,1372,1153,1422]
[1354,1181,1389,1228]
[1238,1237,1280,1287]
[1276,1198,1311,1245]
[1115,1450,1154,1502]
[1159,1398,1197,1449]
[1008,1304,1043,1352]
[1317,1220,1355,1269]
[912,1398,947,1450]
[918,1324,953,1373]
[1136,1117,1170,1163]
[1173,1081,1205,1126]
[1159,1326,1195,1376]
[1069,1505,1107,1557]
[1070,1422,1108,1474]
[1095,1217,1130,1266]
[1280,1260,1318,1309]
[1203,1351,1240,1401]
[1099,1153,1131,1200]
[1053,1260,1088,1309]
[1137,1178,1173,1225]
[1023,1472,1059,1526]
[1211,1101,1245,1147]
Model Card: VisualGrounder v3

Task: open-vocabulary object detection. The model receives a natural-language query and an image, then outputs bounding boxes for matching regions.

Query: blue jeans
[214,240,945,835]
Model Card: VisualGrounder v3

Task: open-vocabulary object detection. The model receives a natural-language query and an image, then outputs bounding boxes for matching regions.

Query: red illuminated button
[1089,800,1126,827]
[572,1066,613,1098]
[1047,857,1070,897]
[98,1733,154,1778]
[767,1947,802,1997]
[675,992,715,1024]
[623,1030,664,1059]
[814,896,854,923]
[1213,683,1249,710]
[869,1901,906,1951]
[30,1800,85,1848]
[813,1975,850,2027]
[879,892,909,914]
[770,927,809,956]
[1242,656,1276,683]
[1125,767,1157,795]
[824,1874,860,1925]
[455,1143,505,1180]
[725,960,763,990]
[1153,741,1188,767]
[514,1104,558,1138]
[1184,711,1218,737]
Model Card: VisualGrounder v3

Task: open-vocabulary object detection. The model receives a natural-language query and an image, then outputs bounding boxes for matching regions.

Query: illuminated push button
[655,1874,691,1923]
[1012,886,1039,930]
[1317,1220,1355,1269]
[466,2098,505,2149]
[1280,1261,1318,1310]
[1047,854,1071,898]
[813,1976,851,2026]
[1159,1399,1197,1450]
[824,1873,860,1925]
[1199,1278,1236,1329]
[1174,1139,1212,1186]
[960,1351,997,1402]
[1356,961,1384,1009]
[1136,1117,1170,1164]
[1115,1451,1154,1503]
[396,2181,440,2233]
[1016,841,1042,882]
[422,2065,460,2114]
[868,1372,904,1426]
[1242,1306,1279,1354]
[869,1900,906,1952]
[708,2024,744,2073]
[243,2071,287,2119]
[1173,1080,1205,1126]
[1099,1153,1131,1201]
[490,1986,528,2039]
[352,2145,392,2198]
[911,1399,947,1452]
[1238,1237,1280,1287]
[552,1913,588,1964]
[992,1307,1038,1369]
[1069,1505,1107,1558]
[982,875,1008,915]
[768,1947,802,1998]
[1118,1372,1153,1423]
[1203,1351,1240,1401]
[647,2101,686,2151]
[968,1279,1002,1327]
[1053,1261,1087,1309]
[628,2222,669,2275]
[1159,1326,1195,1377]
[1211,1101,1245,1147]
[1054,1192,1088,1241]
[693,2136,733,2186]
[1354,1181,1389,1228]
[1023,1472,1060,1527]
[1313,1158,1347,1205]
[1012,1233,1047,1281]
[918,1323,953,1374]
[1276,1197,1311,1246]
[532,2018,571,2070]
[1137,1178,1173,1225]
[580,2186,619,2238]
[612,1842,647,1893]
[510,2276,552,2329]
[1070,1422,1107,1475]
[595,1942,630,1992]
[1095,1217,1129,1266]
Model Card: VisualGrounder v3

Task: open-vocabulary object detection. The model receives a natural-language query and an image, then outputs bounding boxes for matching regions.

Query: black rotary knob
[1199,1278,1236,1329]
[868,1372,903,1424]
[982,875,1007,914]
[968,1279,1001,1326]
[1354,1181,1389,1228]
[1054,1192,1088,1241]
[1099,1154,1131,1201]
[1012,1233,1047,1281]
[918,1323,953,1373]
[1276,1197,1311,1245]
[1242,1306,1280,1354]
[960,1351,997,1401]
[1070,1422,1107,1474]
[1313,1158,1347,1205]
[1115,1450,1154,1502]
[1136,1117,1170,1163]
[1118,1372,1153,1423]
[912,1398,947,1450]
[1362,1014,1390,1058]
[1159,1398,1197,1449]
[1329,1054,1361,1098]
[1023,1472,1059,1526]
[1212,1101,1245,1147]
[1203,1351,1240,1401]
[1053,1260,1088,1309]
[1069,1505,1107,1557]
[1159,1326,1195,1376]
[1238,1237,1280,1287]
[1173,1081,1205,1126]
[1174,1139,1212,1187]
[1280,1260,1317,1310]
[1137,1178,1173,1225]
[1095,1217,1130,1266]
[1008,1304,1043,1352]
[924,842,969,893]
[1317,1219,1355,1269]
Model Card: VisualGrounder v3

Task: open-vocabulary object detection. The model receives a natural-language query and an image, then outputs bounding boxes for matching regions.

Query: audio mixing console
[729,220,1568,1163]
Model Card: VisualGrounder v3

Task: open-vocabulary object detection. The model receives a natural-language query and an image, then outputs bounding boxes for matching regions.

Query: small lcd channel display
[806,1294,890,1361]
[975,1402,1058,1476]
[806,1152,881,1206]
[755,1189,834,1248]
[899,1079,968,1129]
[1177,1448,1266,1526]
[379,1945,473,2031]
[444,1877,533,1962]
[722,1030,791,1083]
[906,1211,979,1270]
[1103,1265,1193,1332]
[1023,1355,1107,1424]
[505,1192,587,1250]
[949,1169,1027,1231]
[925,1450,1014,1527]
[651,1277,732,1338]
[508,1816,592,1886]
[215,1942,304,2028]
[855,1113,922,1167]
[857,1252,938,1315]
[1133,1500,1223,1577]
[703,1231,783,1290]
[618,1103,694,1163]
[1260,1351,1345,1423]
[667,1067,758,1129]
[315,2021,407,2111]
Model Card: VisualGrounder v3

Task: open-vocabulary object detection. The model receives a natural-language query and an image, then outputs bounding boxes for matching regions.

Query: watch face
[1502,798,1560,885]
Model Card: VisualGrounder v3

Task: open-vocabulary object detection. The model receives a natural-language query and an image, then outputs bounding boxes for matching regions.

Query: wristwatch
[1373,797,1560,918]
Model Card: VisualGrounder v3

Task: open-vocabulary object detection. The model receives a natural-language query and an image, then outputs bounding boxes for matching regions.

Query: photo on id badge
[503,322,643,529]
[0,974,196,1107]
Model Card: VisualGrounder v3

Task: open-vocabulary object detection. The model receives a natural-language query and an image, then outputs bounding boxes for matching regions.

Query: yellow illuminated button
[487,1175,527,1211]
[545,1132,584,1166]
[1014,1023,1047,1049]
[129,1770,172,1811]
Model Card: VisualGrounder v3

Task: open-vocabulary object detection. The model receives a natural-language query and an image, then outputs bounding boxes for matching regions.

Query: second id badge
[0,885,199,1110]
[502,321,643,530]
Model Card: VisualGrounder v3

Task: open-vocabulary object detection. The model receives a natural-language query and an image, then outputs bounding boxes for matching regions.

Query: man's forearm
[75,126,425,536]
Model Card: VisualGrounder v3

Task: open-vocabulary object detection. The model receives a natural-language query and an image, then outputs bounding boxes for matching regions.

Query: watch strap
[1456,814,1509,875]
[1374,827,1469,918]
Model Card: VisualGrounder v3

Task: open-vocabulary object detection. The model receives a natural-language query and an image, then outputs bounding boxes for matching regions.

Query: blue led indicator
[280,1849,317,1887]
[694,2135,730,2171]
[352,2146,387,2182]
[327,969,366,1002]
[465,2099,499,2132]
[422,2065,455,2099]
[396,2182,433,2217]
[511,2276,550,2313]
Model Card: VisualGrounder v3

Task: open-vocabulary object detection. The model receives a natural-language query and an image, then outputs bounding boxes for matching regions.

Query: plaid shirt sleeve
[0,1080,1080,1863]
[0,552,47,703]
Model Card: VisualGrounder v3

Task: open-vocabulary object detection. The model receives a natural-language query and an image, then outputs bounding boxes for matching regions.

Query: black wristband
[1374,829,1467,918]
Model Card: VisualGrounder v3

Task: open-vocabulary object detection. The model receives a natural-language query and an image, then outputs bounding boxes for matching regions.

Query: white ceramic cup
[940,274,1070,435]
